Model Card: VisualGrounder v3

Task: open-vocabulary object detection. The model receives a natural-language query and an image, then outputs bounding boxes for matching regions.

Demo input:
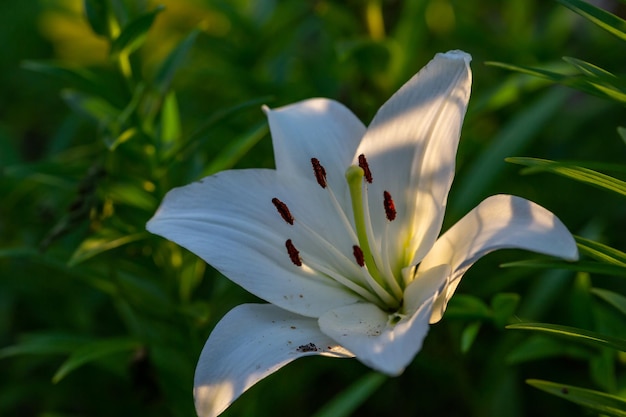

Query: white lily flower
[147,50,578,417]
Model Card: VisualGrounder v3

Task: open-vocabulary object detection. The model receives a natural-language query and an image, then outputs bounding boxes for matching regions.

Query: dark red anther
[272,198,294,225]
[358,154,373,183]
[352,245,365,267]
[285,239,302,266]
[383,191,397,221]
[311,158,327,188]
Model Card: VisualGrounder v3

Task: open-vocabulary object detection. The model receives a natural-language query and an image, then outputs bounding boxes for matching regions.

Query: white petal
[419,194,579,323]
[194,304,353,417]
[265,98,366,193]
[318,297,434,376]
[147,169,362,318]
[355,50,472,272]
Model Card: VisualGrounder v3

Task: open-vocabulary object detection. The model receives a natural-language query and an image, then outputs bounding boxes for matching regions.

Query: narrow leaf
[506,157,626,197]
[501,259,626,277]
[0,333,89,359]
[575,236,626,267]
[506,322,626,351]
[110,6,164,58]
[83,0,111,37]
[527,379,626,417]
[312,373,386,417]
[53,338,140,383]
[154,29,199,93]
[592,288,626,316]
[556,0,626,42]
[69,231,149,266]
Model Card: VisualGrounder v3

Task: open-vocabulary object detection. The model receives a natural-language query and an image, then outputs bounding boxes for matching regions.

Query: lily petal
[419,194,579,323]
[265,98,366,193]
[355,50,472,272]
[194,304,353,417]
[318,267,439,376]
[147,169,362,318]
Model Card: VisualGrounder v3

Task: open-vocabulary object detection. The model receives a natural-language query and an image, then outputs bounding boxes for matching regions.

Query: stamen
[272,197,294,225]
[311,158,327,188]
[358,154,373,183]
[383,191,397,221]
[285,239,302,266]
[352,245,365,267]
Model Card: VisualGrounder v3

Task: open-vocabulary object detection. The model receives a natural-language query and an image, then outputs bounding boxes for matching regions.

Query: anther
[352,245,365,267]
[383,191,396,221]
[311,158,327,188]
[285,239,302,266]
[358,154,373,183]
[272,198,294,225]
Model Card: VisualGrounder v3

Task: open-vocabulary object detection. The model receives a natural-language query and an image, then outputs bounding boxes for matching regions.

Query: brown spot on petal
[272,197,294,225]
[285,239,302,266]
[383,191,396,221]
[311,158,327,188]
[358,154,373,183]
[296,343,318,352]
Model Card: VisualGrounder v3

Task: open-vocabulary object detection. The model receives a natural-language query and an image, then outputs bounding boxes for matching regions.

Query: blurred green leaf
[106,181,158,211]
[556,0,626,42]
[452,88,568,215]
[158,91,181,146]
[507,336,591,364]
[312,373,387,417]
[164,96,272,165]
[444,294,491,320]
[201,122,269,176]
[575,236,626,267]
[460,321,481,353]
[154,29,199,94]
[502,259,626,277]
[506,157,626,197]
[592,288,626,316]
[527,379,626,417]
[53,338,140,383]
[83,0,111,38]
[61,89,120,128]
[69,230,149,266]
[491,293,520,327]
[0,333,89,359]
[487,61,626,104]
[507,322,626,351]
[110,6,164,58]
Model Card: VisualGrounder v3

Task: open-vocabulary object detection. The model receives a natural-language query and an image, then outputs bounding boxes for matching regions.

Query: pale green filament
[345,166,387,288]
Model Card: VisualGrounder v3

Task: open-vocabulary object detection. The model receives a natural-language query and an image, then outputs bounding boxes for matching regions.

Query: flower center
[271,155,405,311]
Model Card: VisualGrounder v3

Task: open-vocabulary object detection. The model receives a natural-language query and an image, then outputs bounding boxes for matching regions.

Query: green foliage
[1,0,625,416]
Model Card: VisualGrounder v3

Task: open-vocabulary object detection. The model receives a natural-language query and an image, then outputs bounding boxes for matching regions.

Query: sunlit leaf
[506,157,626,197]
[502,259,626,277]
[159,91,181,146]
[106,181,158,210]
[507,322,626,351]
[575,236,626,267]
[312,373,387,417]
[110,6,164,58]
[556,0,626,42]
[592,288,626,316]
[69,230,149,266]
[53,338,140,383]
[527,379,626,417]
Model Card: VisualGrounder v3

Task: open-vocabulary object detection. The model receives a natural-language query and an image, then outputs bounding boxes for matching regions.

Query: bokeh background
[1,1,625,416]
